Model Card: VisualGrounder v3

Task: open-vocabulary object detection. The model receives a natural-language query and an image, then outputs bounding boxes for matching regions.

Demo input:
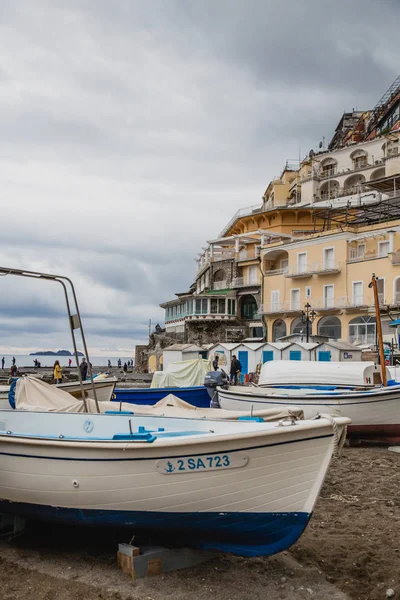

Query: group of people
[52,358,91,384]
[1,357,15,370]
[116,359,133,369]
[212,354,242,385]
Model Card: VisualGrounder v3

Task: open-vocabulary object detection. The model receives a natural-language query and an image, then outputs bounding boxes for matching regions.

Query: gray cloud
[0,0,399,353]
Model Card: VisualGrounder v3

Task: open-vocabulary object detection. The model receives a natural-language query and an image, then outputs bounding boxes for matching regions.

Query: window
[323,248,334,270]
[377,278,385,304]
[290,289,300,310]
[218,299,225,314]
[349,316,376,345]
[297,252,307,273]
[271,290,280,311]
[324,285,334,308]
[201,299,208,314]
[322,164,336,177]
[378,241,390,257]
[357,243,366,258]
[352,281,363,306]
[272,319,286,341]
[195,299,201,314]
[241,295,257,319]
[280,258,288,270]
[227,299,236,315]
[318,316,341,339]
[210,298,218,314]
[305,286,312,298]
[248,265,258,285]
[291,317,304,335]
[354,155,367,169]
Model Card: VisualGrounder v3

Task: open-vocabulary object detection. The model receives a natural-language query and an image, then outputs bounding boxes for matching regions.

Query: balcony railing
[264,267,288,276]
[232,277,259,288]
[219,204,264,238]
[347,252,389,263]
[285,264,315,278]
[237,249,260,261]
[259,302,300,314]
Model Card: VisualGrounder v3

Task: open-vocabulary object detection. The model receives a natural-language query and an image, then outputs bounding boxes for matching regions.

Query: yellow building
[261,213,400,344]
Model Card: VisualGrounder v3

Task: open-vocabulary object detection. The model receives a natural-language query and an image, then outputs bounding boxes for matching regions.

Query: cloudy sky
[0,0,399,356]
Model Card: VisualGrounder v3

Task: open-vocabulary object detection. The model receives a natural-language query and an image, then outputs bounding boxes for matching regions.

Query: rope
[314,413,346,457]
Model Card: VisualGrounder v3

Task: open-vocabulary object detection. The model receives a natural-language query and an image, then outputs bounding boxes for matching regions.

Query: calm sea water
[0,355,133,368]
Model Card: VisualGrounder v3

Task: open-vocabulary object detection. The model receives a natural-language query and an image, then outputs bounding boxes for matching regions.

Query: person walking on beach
[80,358,88,381]
[123,362,128,373]
[53,360,62,384]
[212,355,219,371]
[68,358,72,367]
[118,358,122,368]
[230,355,241,386]
[10,364,17,378]
[12,357,16,366]
[1,357,4,370]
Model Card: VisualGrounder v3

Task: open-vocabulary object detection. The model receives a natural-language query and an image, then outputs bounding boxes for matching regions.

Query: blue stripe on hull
[113,386,210,408]
[0,500,310,557]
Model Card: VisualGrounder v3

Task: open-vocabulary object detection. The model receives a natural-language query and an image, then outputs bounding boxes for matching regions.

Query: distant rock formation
[30,350,84,356]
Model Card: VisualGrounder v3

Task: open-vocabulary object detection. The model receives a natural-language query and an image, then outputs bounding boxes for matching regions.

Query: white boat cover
[13,376,304,421]
[151,358,211,388]
[258,360,389,387]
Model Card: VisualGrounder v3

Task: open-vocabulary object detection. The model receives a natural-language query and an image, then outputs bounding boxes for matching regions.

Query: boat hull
[113,386,210,408]
[0,412,342,556]
[0,500,309,556]
[218,386,400,442]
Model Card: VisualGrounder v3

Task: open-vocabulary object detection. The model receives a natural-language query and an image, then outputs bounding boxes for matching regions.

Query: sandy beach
[0,445,398,600]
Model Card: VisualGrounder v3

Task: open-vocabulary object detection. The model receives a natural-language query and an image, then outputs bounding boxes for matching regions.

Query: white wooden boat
[0,406,349,557]
[217,382,400,442]
[0,376,117,408]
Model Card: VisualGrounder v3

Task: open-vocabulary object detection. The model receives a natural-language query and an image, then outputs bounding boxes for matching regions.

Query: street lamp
[301,302,317,343]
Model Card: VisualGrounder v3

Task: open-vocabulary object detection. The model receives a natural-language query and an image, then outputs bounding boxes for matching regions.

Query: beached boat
[113,385,210,408]
[0,376,118,408]
[217,361,400,442]
[0,399,349,556]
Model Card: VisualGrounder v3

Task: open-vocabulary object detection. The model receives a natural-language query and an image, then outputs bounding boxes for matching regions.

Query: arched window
[344,173,366,194]
[320,180,339,200]
[213,269,226,291]
[370,167,385,181]
[318,316,342,339]
[349,316,376,345]
[291,317,305,335]
[240,295,258,320]
[350,149,368,170]
[272,319,286,341]
[321,158,337,178]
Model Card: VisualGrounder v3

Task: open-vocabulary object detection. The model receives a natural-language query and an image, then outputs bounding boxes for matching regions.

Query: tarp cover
[151,358,211,388]
[14,376,304,421]
[258,360,389,387]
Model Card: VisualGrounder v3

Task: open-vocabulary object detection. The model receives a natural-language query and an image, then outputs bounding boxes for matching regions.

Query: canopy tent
[151,357,211,389]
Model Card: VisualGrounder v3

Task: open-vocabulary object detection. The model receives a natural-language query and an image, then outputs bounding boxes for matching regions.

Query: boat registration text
[156,452,248,475]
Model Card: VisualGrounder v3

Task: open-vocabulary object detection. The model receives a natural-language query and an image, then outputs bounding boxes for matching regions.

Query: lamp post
[301,302,317,343]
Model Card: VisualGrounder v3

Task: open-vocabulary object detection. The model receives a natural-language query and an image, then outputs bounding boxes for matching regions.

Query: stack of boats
[0,266,393,560]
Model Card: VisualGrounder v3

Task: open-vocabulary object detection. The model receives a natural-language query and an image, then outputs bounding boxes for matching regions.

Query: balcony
[232,277,259,288]
[259,302,301,314]
[285,265,314,278]
[219,204,264,238]
[264,267,288,277]
[237,249,260,262]
[347,252,388,263]
[313,261,341,275]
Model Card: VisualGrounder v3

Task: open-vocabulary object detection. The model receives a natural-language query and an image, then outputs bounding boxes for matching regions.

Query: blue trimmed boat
[113,385,210,408]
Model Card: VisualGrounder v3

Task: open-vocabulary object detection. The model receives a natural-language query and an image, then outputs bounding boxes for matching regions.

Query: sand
[0,446,398,600]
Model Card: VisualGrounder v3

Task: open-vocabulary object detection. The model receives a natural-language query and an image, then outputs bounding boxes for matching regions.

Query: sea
[0,355,133,368]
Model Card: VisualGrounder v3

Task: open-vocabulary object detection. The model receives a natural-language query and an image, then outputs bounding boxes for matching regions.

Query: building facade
[160,76,400,349]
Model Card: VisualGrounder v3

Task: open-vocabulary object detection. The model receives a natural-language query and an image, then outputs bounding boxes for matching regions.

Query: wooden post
[370,274,387,387]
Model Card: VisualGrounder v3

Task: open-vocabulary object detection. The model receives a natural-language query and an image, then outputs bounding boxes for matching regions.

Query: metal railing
[219,204,264,238]
[232,277,259,288]
[264,267,288,276]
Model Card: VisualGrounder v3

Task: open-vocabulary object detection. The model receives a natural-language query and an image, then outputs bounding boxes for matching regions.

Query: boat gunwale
[0,416,349,451]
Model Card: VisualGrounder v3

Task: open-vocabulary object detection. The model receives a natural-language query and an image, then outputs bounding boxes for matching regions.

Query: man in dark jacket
[80,358,88,381]
[212,355,219,371]
[230,355,241,385]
